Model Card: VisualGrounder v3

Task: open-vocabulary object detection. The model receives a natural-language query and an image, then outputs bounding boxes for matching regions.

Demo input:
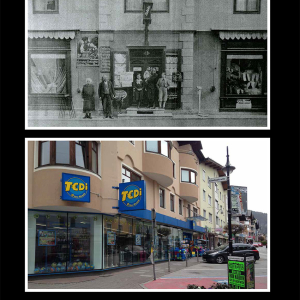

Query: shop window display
[226,55,264,96]
[143,222,153,263]
[133,220,147,265]
[29,211,68,274]
[30,54,66,94]
[68,213,102,272]
[156,225,171,260]
[103,215,119,269]
[118,217,133,266]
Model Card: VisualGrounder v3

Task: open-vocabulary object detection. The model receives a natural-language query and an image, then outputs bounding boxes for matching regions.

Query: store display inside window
[226,57,263,96]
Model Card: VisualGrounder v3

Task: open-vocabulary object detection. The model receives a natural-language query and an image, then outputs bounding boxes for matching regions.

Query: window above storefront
[145,141,171,159]
[181,168,196,185]
[234,0,261,14]
[33,0,59,14]
[38,141,100,175]
[125,0,169,13]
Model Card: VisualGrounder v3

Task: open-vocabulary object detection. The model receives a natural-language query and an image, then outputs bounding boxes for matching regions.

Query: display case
[165,50,182,110]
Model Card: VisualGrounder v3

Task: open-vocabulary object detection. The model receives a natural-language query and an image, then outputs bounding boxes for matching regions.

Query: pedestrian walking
[156,72,171,109]
[82,78,95,119]
[98,75,115,119]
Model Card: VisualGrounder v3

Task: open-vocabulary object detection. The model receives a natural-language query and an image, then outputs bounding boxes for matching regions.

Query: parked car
[258,242,263,247]
[202,243,260,264]
[253,242,259,247]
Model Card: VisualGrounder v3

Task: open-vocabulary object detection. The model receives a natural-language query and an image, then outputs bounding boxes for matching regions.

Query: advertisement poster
[135,234,141,246]
[228,257,245,289]
[38,230,56,246]
[107,231,116,246]
[246,258,255,289]
[77,36,99,66]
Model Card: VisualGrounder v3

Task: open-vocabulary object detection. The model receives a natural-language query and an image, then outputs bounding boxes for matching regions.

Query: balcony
[142,152,173,187]
[179,182,198,203]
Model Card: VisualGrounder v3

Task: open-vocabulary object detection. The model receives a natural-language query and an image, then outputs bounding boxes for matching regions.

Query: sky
[199,138,270,214]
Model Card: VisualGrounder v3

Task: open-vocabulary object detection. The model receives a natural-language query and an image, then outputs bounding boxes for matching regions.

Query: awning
[28,30,77,40]
[219,31,267,40]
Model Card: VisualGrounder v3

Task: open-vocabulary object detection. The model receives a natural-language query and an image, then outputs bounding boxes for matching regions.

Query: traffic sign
[208,176,228,183]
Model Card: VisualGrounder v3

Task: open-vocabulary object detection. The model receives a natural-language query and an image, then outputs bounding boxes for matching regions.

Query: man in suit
[98,75,115,119]
[156,72,171,109]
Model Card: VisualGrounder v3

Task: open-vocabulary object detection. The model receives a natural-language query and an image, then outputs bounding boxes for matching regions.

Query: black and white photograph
[26,0,269,128]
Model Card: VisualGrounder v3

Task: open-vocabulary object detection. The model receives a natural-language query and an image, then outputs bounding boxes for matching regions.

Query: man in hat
[98,75,115,119]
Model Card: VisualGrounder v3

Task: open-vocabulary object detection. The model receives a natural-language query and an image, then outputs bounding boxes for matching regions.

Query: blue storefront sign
[61,173,90,202]
[119,180,146,211]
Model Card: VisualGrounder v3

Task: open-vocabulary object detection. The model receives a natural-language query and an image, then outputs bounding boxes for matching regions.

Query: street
[27,246,268,290]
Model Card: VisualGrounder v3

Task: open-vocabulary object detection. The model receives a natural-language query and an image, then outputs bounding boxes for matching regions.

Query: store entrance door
[129,48,164,107]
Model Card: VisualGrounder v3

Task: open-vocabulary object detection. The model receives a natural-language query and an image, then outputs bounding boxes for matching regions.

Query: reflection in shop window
[30,54,66,94]
[226,55,264,96]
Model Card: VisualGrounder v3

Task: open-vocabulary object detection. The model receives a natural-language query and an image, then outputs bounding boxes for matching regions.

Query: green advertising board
[228,256,255,289]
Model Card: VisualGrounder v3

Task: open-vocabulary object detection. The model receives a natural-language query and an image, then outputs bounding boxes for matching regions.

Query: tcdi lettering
[122,188,142,201]
[65,182,88,192]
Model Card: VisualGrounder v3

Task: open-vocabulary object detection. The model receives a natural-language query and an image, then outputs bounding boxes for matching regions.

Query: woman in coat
[82,78,95,119]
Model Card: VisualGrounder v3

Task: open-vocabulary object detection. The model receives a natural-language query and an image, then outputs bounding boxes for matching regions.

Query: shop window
[103,215,119,269]
[33,0,59,13]
[122,166,141,183]
[37,141,100,175]
[159,188,165,208]
[30,53,66,94]
[125,0,169,12]
[226,55,265,96]
[234,0,260,13]
[220,40,267,110]
[181,169,196,184]
[145,141,171,159]
[119,217,133,267]
[170,194,175,212]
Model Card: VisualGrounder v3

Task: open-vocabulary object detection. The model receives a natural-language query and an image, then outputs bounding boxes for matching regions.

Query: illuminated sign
[228,256,255,289]
[61,173,90,202]
[119,180,146,211]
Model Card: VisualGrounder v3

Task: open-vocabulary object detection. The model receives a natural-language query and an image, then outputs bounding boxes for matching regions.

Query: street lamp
[222,146,235,256]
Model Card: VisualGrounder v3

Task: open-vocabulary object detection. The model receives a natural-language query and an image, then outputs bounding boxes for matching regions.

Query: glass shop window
[103,215,119,269]
[33,0,59,13]
[226,55,265,96]
[30,53,66,94]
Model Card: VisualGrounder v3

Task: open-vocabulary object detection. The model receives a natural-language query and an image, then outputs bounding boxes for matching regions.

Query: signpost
[228,256,255,289]
[143,2,153,46]
[151,208,156,280]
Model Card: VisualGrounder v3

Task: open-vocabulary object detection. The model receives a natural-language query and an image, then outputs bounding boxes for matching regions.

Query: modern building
[27,140,211,276]
[27,0,268,127]
[198,157,228,249]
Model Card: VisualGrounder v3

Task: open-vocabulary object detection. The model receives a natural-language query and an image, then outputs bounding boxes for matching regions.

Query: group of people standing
[81,68,172,119]
[134,68,171,109]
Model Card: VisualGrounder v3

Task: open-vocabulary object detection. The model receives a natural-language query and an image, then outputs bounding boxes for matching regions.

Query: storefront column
[28,211,37,274]
[90,215,103,270]
[179,32,195,112]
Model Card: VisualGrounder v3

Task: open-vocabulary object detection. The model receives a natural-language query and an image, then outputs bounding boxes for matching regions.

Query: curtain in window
[31,54,66,94]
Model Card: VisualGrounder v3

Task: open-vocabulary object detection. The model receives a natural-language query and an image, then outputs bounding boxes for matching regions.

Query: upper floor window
[122,166,141,183]
[209,213,212,223]
[145,141,171,159]
[129,141,135,145]
[203,209,206,218]
[170,194,175,212]
[193,207,198,217]
[159,188,165,208]
[125,0,169,12]
[208,195,212,206]
[202,170,205,181]
[179,199,183,215]
[33,0,59,14]
[234,0,260,13]
[38,141,99,174]
[203,190,206,201]
[181,169,196,184]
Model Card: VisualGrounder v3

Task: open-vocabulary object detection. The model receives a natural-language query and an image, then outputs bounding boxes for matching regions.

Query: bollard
[168,252,170,272]
[197,249,199,262]
[186,251,188,267]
